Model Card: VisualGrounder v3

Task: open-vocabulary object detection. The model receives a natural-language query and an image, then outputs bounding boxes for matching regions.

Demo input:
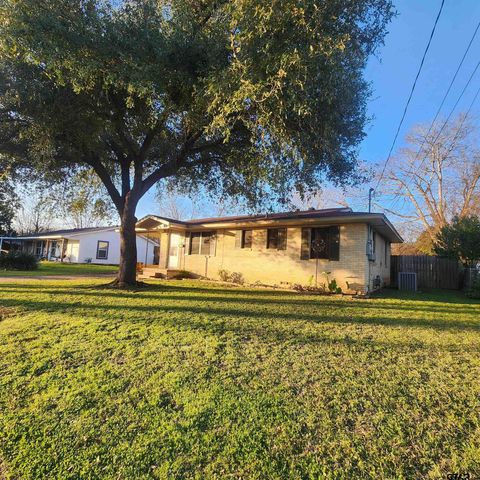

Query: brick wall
[367,233,391,290]
[180,223,370,293]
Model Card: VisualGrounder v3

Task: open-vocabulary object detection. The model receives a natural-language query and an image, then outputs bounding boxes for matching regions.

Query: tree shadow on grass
[1,283,479,317]
[2,297,480,356]
[1,292,479,333]
[3,280,479,302]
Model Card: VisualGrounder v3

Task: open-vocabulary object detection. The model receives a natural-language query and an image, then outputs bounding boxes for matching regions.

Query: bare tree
[380,113,480,242]
[14,186,56,234]
[156,183,243,220]
[289,188,350,211]
[58,170,118,229]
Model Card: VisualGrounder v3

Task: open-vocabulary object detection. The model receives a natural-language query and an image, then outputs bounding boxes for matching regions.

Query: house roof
[9,226,118,240]
[136,208,404,242]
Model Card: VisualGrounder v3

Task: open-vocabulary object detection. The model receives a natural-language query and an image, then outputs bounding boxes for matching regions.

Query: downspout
[366,225,371,294]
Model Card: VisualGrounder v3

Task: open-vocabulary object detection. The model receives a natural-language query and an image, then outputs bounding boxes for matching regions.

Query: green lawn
[0,280,479,479]
[0,261,118,277]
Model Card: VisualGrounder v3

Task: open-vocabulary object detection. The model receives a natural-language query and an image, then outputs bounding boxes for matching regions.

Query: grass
[0,280,479,479]
[0,261,118,277]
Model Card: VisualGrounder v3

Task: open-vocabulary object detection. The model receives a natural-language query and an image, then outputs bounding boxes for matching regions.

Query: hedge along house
[136,208,403,293]
[0,226,158,265]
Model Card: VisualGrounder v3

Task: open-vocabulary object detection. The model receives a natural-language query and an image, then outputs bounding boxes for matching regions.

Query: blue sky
[137,0,480,219]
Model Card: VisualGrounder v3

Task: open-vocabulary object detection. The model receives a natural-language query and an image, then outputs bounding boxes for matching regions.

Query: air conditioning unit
[398,272,417,292]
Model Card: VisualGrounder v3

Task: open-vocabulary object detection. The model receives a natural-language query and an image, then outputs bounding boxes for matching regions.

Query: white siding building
[0,226,157,265]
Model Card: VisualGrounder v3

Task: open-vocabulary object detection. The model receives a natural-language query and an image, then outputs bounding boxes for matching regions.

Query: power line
[375,0,446,191]
[417,20,480,146]
[384,77,480,216]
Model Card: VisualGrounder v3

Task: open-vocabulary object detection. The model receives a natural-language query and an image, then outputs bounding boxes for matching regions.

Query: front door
[168,233,180,268]
[153,245,160,265]
[70,242,79,263]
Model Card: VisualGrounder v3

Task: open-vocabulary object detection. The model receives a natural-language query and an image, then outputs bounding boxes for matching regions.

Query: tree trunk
[117,194,138,287]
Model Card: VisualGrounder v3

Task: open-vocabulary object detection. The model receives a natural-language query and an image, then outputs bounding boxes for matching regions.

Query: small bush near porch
[0,251,38,271]
[0,281,479,479]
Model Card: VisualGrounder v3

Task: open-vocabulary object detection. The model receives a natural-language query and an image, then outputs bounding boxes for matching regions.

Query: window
[300,226,340,261]
[242,230,252,248]
[190,232,201,254]
[96,241,109,260]
[267,228,287,250]
[367,227,376,261]
[200,232,212,255]
[235,229,253,248]
[189,231,215,255]
[310,228,329,259]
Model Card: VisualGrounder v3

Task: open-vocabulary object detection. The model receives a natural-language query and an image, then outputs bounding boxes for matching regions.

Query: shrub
[229,271,245,285]
[218,269,245,285]
[293,277,342,294]
[218,269,230,282]
[0,251,38,271]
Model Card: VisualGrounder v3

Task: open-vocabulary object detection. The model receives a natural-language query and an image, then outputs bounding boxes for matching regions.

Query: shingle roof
[185,207,355,225]
[136,207,403,243]
[141,208,355,226]
[15,226,118,239]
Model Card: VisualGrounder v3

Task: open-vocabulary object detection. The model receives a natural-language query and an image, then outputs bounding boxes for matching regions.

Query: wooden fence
[390,255,463,290]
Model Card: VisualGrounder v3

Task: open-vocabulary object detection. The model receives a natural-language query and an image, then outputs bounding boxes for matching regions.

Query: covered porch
[135,215,187,278]
[0,236,72,262]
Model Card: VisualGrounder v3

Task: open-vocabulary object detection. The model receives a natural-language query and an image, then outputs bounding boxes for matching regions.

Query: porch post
[0,237,3,253]
[60,238,65,262]
[159,232,169,269]
[144,235,149,265]
[46,240,50,260]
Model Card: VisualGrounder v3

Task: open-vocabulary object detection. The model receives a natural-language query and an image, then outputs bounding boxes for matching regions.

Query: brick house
[135,207,403,293]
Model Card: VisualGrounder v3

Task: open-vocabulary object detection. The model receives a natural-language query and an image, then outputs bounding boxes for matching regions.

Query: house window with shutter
[300,226,340,261]
[189,231,216,255]
[267,228,287,250]
[235,229,253,248]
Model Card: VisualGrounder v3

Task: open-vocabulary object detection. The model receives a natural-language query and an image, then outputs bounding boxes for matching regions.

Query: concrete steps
[138,267,181,279]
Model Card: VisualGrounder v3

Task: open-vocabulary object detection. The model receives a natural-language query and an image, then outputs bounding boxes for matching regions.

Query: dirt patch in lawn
[0,307,18,321]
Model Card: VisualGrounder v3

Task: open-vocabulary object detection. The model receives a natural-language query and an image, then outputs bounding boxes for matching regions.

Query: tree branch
[84,155,123,214]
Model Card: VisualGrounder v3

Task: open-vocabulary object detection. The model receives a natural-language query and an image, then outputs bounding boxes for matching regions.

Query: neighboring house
[135,207,403,293]
[0,226,157,265]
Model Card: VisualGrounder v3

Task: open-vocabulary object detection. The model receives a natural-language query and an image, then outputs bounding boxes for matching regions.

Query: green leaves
[434,216,480,266]
[1,0,393,213]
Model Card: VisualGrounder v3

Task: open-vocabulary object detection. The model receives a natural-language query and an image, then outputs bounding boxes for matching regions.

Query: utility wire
[413,19,480,151]
[374,0,446,191]
[377,15,480,215]
[384,75,480,216]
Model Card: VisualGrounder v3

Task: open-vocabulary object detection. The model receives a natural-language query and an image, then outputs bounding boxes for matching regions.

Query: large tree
[0,0,394,286]
[0,171,16,236]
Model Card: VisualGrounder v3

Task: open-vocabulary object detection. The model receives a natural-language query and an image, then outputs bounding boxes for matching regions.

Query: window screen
[267,228,287,250]
[189,232,215,255]
[242,230,253,248]
[96,241,109,260]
